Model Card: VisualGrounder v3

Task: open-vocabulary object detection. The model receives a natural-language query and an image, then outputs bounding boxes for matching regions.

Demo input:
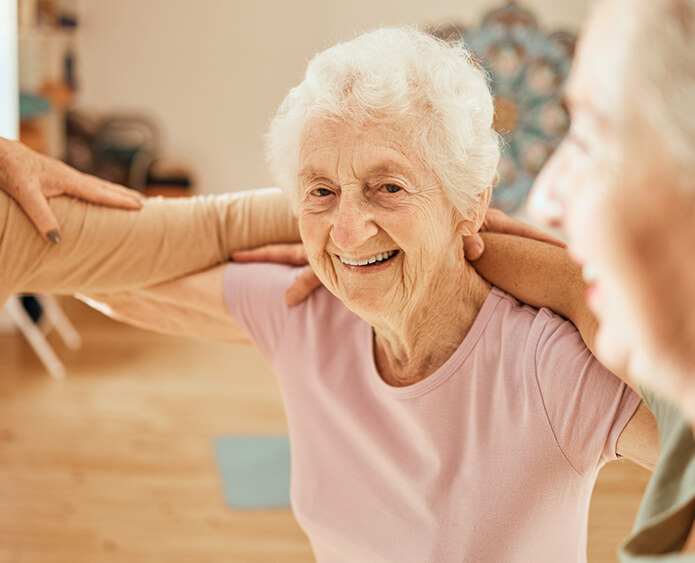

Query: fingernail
[469,241,484,260]
[47,230,61,244]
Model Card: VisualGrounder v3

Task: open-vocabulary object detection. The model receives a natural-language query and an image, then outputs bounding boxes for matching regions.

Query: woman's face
[296,116,466,319]
[528,0,695,401]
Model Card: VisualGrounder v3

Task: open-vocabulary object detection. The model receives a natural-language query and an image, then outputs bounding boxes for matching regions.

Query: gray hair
[265,27,501,216]
[625,0,695,180]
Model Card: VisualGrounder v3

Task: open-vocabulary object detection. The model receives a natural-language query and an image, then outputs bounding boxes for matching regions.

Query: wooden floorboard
[0,299,650,562]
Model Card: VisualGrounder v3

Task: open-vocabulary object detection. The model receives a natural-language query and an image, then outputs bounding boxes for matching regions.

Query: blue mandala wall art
[433,2,576,213]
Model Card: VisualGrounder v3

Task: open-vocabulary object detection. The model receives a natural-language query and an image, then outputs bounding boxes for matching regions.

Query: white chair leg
[6,296,66,379]
[36,296,82,350]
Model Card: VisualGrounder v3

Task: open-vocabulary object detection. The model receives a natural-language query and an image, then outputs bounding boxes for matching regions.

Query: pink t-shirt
[223,263,640,563]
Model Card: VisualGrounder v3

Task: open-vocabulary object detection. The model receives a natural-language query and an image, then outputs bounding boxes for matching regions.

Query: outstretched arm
[80,265,250,345]
[0,187,299,306]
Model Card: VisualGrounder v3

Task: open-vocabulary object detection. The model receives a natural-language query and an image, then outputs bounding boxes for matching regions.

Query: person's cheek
[564,177,599,256]
[298,212,333,283]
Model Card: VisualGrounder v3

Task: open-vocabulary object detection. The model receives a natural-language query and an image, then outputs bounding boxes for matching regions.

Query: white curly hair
[265,26,501,217]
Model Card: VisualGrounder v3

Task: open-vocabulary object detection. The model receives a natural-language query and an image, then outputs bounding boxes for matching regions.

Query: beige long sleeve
[0,188,299,306]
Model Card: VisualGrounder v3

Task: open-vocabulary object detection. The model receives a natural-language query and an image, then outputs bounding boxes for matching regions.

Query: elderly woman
[82,27,656,562]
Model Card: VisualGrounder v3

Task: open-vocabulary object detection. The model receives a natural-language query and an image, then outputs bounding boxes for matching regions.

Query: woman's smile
[337,249,399,270]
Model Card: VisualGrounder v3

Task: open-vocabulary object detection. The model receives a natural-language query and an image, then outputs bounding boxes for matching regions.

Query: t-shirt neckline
[365,287,504,399]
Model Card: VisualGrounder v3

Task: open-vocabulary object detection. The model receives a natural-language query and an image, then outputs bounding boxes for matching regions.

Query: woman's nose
[527,146,568,229]
[330,192,378,251]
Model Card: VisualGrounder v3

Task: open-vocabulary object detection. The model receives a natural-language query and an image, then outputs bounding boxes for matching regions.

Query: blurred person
[83,28,656,562]
[525,0,695,558]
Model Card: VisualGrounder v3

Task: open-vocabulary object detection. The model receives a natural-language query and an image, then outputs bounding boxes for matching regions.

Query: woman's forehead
[301,115,413,148]
[299,118,422,175]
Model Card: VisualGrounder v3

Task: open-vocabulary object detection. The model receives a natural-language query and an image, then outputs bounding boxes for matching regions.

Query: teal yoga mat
[214,435,291,509]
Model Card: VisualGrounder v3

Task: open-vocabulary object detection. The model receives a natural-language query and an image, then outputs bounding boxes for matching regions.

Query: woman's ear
[455,186,492,236]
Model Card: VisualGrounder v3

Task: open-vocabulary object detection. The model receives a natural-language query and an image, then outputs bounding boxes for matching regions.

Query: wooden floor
[0,299,651,563]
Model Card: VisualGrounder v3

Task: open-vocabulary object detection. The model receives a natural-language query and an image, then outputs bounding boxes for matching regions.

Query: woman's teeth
[339,250,397,266]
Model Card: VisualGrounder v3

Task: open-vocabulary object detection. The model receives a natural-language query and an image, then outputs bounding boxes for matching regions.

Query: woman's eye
[381,183,402,194]
[312,187,333,197]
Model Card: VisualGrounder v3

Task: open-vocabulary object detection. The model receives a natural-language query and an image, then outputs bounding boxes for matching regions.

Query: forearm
[80,290,242,343]
[79,265,250,344]
[0,187,299,302]
[474,233,598,353]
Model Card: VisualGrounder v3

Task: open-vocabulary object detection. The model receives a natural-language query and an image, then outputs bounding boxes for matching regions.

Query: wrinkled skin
[295,116,490,386]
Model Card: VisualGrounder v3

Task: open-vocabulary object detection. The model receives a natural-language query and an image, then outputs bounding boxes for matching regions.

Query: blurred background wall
[73,0,590,195]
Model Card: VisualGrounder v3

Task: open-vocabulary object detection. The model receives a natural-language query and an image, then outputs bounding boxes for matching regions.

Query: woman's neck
[371,261,491,387]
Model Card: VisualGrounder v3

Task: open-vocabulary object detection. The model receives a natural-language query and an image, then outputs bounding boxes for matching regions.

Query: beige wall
[75,0,590,194]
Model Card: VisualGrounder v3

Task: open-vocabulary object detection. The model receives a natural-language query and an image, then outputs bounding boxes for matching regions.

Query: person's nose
[330,190,378,252]
[527,144,568,229]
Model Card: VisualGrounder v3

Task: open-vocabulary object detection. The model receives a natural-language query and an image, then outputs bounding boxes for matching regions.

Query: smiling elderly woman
[89,27,653,562]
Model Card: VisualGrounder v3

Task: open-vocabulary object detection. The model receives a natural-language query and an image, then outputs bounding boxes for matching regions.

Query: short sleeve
[533,309,641,475]
[223,262,305,361]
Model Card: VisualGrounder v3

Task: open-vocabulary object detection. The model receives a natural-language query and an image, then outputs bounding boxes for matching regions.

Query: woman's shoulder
[223,261,354,321]
[487,286,564,325]
[485,285,584,352]
[223,261,363,359]
[225,261,305,299]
